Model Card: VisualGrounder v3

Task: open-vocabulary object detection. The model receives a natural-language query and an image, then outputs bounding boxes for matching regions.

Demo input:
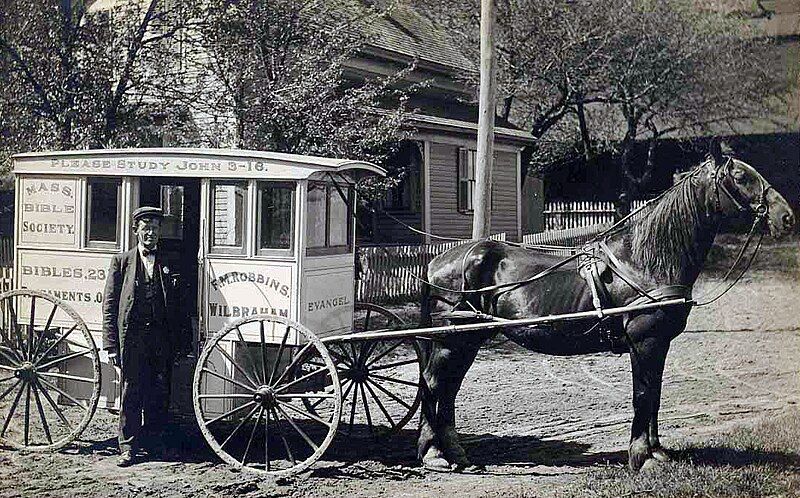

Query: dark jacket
[102,247,184,363]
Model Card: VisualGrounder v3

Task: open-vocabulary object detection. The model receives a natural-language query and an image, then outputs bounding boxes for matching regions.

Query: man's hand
[107,351,120,368]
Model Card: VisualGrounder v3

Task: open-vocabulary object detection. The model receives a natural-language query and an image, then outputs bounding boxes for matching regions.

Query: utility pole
[472,0,497,239]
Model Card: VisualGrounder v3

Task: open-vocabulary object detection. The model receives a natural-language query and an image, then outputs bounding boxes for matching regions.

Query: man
[102,206,184,467]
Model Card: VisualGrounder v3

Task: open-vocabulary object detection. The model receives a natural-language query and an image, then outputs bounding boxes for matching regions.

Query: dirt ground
[0,237,798,497]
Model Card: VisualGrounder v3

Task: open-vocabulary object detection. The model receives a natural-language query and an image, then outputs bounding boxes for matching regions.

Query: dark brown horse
[418,149,795,472]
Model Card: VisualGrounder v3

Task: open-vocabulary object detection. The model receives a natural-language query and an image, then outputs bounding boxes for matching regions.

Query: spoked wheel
[0,290,100,451]
[322,303,422,439]
[193,315,341,477]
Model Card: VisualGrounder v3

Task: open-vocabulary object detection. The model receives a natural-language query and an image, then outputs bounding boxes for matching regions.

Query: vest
[133,254,166,331]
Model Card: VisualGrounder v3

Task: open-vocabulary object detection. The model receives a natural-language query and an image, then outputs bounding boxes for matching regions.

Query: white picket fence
[544,199,646,230]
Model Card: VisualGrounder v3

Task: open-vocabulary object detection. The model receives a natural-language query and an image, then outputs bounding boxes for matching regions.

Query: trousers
[118,325,170,453]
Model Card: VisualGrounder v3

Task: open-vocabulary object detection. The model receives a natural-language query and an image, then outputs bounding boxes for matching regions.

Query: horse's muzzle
[766,189,795,236]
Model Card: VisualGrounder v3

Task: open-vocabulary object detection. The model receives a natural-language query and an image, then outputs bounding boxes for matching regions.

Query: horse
[417,148,795,472]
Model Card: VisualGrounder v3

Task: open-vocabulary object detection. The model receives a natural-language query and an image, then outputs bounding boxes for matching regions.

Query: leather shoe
[117,450,135,467]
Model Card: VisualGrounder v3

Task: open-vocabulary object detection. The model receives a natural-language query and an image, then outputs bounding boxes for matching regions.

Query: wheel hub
[254,386,276,407]
[15,361,36,381]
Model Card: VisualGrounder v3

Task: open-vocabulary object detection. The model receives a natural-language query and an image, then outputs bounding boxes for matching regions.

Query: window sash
[86,178,121,248]
[306,182,352,256]
[257,181,295,255]
[209,180,247,255]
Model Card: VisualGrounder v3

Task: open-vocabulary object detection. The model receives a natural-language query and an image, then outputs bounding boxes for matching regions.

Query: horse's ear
[708,138,723,166]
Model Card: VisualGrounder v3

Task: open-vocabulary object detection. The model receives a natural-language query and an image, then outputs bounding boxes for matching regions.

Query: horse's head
[707,146,795,237]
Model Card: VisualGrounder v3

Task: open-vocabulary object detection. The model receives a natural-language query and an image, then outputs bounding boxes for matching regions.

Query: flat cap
[132,206,164,222]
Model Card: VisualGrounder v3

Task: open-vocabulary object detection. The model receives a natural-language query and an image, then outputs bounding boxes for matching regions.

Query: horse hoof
[639,458,661,473]
[628,440,650,472]
[651,447,671,462]
[423,456,454,472]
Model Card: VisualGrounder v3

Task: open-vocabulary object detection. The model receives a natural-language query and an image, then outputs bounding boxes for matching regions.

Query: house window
[210,181,247,254]
[257,182,294,254]
[306,182,352,256]
[384,141,422,213]
[457,148,476,212]
[86,178,121,247]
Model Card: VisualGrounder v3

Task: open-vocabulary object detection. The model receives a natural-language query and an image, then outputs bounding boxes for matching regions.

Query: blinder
[713,157,772,220]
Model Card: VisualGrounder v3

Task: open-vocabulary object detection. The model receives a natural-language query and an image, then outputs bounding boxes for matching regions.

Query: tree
[181,0,418,170]
[0,0,186,173]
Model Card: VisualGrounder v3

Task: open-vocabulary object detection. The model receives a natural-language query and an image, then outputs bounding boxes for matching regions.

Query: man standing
[102,206,183,466]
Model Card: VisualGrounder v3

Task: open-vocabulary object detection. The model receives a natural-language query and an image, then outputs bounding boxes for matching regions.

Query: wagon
[0,148,694,476]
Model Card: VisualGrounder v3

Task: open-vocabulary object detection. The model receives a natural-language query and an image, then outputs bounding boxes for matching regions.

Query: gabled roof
[361,1,475,73]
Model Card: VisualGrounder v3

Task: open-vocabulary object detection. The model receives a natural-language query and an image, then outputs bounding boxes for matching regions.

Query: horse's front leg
[648,343,671,462]
[627,331,669,472]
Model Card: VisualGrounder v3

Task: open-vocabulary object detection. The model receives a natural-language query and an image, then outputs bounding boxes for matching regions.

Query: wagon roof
[12,148,386,180]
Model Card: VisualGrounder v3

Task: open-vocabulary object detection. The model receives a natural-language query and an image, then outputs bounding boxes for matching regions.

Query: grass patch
[554,410,800,498]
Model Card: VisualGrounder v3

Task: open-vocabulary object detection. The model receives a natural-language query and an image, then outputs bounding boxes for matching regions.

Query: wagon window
[210,181,247,255]
[306,184,327,249]
[86,178,121,247]
[257,182,294,253]
[306,182,352,256]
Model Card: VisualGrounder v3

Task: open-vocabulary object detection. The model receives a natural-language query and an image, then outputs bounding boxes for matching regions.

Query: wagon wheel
[193,314,341,477]
[0,289,100,451]
[323,303,423,440]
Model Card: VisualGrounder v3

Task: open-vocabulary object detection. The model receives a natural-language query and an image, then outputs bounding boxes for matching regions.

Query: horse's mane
[627,162,712,280]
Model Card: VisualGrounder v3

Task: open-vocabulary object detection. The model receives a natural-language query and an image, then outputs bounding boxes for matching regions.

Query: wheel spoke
[30,380,53,444]
[7,297,23,360]
[201,368,256,393]
[197,393,254,400]
[0,375,16,384]
[264,403,270,472]
[359,383,374,434]
[38,371,96,384]
[259,320,268,388]
[0,363,16,372]
[233,326,263,384]
[0,378,20,404]
[347,383,359,434]
[269,405,295,465]
[203,400,257,426]
[26,296,35,360]
[0,382,24,437]
[23,383,31,445]
[220,403,260,449]
[241,406,263,467]
[0,345,22,365]
[362,308,373,332]
[275,392,335,400]
[37,324,78,366]
[30,304,58,361]
[35,348,92,370]
[369,358,419,372]
[268,325,291,386]
[33,378,73,432]
[274,367,328,394]
[365,377,413,411]
[275,399,332,427]
[329,345,352,367]
[37,377,88,412]
[271,342,313,388]
[370,373,419,388]
[365,340,404,368]
[212,343,258,390]
[363,380,396,428]
[274,403,318,451]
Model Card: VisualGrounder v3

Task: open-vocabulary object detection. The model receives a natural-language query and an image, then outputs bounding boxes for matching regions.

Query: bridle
[713,156,772,222]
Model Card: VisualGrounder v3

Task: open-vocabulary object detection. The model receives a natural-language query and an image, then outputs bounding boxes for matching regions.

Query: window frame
[208,180,248,256]
[255,181,296,257]
[85,177,122,249]
[457,148,476,213]
[306,181,353,257]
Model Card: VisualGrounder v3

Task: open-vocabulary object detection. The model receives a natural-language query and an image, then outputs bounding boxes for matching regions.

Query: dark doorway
[138,177,201,321]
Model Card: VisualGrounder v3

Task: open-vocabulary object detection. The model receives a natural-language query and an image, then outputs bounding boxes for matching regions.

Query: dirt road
[1,240,798,497]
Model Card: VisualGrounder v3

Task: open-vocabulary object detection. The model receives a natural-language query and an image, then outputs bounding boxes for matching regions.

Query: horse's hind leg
[648,344,671,462]
[418,331,491,471]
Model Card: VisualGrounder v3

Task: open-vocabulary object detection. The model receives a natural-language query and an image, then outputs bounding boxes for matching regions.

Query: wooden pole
[472,0,497,239]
